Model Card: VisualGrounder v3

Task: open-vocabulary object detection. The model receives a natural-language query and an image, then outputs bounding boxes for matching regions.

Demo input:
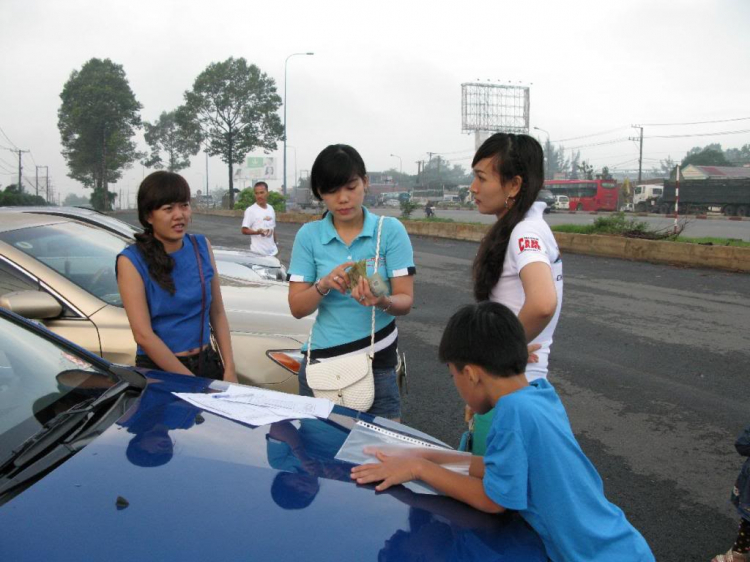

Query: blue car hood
[0,373,545,562]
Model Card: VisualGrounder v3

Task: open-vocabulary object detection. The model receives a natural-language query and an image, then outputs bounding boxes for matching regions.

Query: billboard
[246,156,277,180]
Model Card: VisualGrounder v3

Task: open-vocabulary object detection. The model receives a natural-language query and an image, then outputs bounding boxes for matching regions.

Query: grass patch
[674,236,750,248]
[408,217,456,223]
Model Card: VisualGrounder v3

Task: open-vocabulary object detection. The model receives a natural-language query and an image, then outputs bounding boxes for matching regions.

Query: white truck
[632,184,663,213]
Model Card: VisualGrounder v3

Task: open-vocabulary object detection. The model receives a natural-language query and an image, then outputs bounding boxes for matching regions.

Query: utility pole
[42,166,49,202]
[15,149,29,192]
[629,125,644,184]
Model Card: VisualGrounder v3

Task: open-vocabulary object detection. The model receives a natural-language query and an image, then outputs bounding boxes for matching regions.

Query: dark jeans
[135,347,225,380]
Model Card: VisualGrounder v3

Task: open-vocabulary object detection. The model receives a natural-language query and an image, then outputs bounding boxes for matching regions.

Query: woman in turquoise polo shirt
[288,144,416,420]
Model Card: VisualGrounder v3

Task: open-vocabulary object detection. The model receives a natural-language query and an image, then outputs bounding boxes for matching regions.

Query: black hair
[134,171,191,295]
[472,133,544,301]
[438,302,528,378]
[253,181,269,191]
[309,144,367,201]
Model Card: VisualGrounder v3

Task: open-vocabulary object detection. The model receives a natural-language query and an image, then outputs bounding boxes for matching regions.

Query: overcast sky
[1,0,749,203]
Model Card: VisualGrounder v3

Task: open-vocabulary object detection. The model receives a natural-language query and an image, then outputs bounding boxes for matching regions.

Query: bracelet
[378,296,393,313]
[314,279,331,296]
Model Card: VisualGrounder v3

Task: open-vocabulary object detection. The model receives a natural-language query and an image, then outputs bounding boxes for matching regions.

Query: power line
[640,116,750,127]
[555,127,630,143]
[0,125,18,150]
[646,128,750,139]
[566,137,630,151]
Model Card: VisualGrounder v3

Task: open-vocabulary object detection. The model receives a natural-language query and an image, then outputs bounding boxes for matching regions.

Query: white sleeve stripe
[391,267,412,277]
[289,274,306,282]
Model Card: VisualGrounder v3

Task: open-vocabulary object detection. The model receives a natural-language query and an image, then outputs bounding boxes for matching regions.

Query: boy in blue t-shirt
[352,301,655,561]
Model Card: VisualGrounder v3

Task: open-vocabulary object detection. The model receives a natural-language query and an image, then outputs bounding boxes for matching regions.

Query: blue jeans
[298,360,401,419]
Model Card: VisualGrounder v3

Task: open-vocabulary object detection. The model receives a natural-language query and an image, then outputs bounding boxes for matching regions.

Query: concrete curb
[198,210,750,273]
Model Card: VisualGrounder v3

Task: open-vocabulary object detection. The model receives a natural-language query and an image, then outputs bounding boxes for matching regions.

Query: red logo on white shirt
[518,237,542,253]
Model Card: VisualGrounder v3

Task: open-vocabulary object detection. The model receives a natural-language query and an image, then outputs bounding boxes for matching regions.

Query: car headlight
[249,264,278,281]
[266,349,304,375]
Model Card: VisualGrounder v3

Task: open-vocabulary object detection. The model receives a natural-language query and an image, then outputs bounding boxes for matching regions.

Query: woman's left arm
[517,261,558,341]
[206,239,237,383]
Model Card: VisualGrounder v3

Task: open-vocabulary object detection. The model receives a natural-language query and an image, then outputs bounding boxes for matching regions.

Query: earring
[504,196,512,210]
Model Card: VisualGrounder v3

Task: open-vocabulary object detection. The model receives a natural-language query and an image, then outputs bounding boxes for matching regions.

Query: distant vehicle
[655,179,750,216]
[553,194,570,211]
[632,184,663,213]
[620,203,635,212]
[384,199,400,208]
[535,189,555,213]
[545,179,619,211]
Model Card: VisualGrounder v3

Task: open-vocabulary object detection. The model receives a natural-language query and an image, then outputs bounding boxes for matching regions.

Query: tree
[569,150,581,180]
[62,193,91,207]
[724,144,750,166]
[0,184,47,206]
[58,58,142,211]
[681,144,732,167]
[419,157,471,188]
[182,58,284,208]
[542,139,569,180]
[234,187,286,213]
[142,109,201,172]
[651,156,675,178]
[577,160,594,180]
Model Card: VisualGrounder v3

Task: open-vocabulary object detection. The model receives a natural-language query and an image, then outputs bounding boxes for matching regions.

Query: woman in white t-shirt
[467,133,563,453]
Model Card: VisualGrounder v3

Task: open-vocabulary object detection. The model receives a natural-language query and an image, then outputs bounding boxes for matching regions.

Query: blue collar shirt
[288,207,415,353]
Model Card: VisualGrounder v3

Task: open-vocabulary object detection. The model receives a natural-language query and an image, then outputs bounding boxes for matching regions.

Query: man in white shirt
[241,181,278,256]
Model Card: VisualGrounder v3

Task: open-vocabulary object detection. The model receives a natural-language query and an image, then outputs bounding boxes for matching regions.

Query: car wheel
[736,205,749,217]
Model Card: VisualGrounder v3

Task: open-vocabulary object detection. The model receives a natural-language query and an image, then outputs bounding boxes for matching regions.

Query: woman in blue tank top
[116,171,236,381]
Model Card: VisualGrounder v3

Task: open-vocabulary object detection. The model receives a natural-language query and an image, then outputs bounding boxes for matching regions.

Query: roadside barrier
[198,210,750,273]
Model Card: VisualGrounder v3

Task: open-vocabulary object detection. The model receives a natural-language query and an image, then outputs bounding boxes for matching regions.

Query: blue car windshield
[0,222,129,306]
[0,315,115,456]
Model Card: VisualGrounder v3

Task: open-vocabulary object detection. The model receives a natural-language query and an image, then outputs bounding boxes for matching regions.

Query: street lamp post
[283,52,314,199]
[389,154,402,174]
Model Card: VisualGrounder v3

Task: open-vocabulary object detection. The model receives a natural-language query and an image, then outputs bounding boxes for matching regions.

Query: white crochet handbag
[304,216,386,411]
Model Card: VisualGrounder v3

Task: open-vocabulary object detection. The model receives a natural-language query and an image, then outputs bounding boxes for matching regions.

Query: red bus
[544,179,618,211]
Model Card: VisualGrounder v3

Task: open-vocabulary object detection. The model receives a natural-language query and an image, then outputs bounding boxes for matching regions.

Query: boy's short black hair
[439,302,528,377]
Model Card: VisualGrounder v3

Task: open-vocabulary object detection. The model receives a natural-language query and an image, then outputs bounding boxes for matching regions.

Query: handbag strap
[306,215,386,368]
[190,234,207,374]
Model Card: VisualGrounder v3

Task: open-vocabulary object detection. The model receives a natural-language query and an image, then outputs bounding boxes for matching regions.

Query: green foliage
[57,58,142,211]
[724,144,750,166]
[0,185,48,206]
[681,146,732,167]
[542,139,570,180]
[62,193,91,206]
[142,109,201,172]
[577,160,594,180]
[419,156,471,188]
[591,213,649,234]
[182,57,284,208]
[399,199,419,219]
[233,187,286,213]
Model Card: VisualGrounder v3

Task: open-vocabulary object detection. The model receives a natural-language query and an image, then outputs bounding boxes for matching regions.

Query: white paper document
[173,385,334,427]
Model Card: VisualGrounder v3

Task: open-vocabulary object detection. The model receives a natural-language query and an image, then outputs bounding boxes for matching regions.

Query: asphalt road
[356,206,750,241]
[122,211,750,561]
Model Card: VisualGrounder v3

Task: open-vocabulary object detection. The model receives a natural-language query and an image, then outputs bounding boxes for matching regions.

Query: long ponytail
[134,228,176,295]
[472,134,545,301]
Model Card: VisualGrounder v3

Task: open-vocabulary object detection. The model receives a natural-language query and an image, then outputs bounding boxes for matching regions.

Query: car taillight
[266,350,303,374]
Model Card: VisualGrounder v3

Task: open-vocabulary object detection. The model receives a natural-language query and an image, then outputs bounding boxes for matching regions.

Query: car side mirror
[0,290,63,319]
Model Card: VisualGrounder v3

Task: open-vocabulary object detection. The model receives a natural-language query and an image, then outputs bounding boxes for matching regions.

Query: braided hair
[134,171,191,295]
[472,134,545,302]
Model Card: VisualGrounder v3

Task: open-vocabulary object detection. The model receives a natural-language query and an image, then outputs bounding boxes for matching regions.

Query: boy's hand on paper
[351,450,424,491]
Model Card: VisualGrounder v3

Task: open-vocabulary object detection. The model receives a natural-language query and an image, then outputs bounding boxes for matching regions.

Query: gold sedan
[0,213,310,394]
